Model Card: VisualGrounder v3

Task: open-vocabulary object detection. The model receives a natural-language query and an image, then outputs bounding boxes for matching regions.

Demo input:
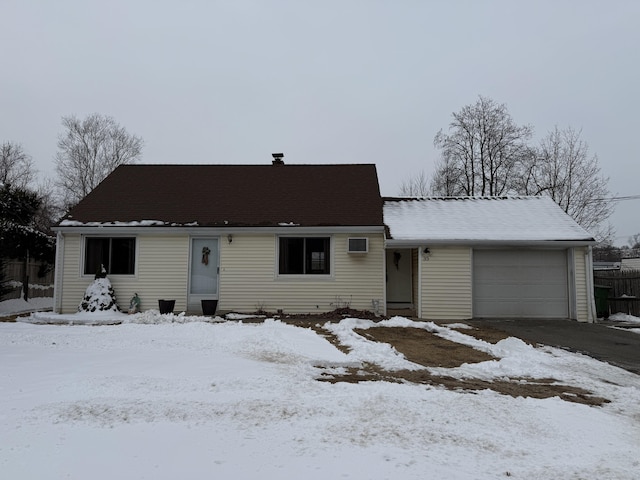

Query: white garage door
[473,249,569,318]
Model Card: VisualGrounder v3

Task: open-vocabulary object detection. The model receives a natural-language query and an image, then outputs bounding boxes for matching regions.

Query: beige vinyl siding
[420,247,472,321]
[219,233,385,314]
[127,235,190,311]
[58,233,190,313]
[574,247,589,322]
[58,231,384,315]
[58,234,84,313]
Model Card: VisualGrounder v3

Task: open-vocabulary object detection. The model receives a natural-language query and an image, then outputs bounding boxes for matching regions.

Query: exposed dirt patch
[275,313,608,406]
[355,326,495,368]
[318,366,607,406]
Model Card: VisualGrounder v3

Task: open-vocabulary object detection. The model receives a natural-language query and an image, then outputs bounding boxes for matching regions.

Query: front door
[189,237,219,312]
[386,249,412,307]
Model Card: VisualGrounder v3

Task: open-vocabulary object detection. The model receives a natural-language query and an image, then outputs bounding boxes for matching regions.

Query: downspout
[585,246,596,323]
[382,240,387,316]
[417,246,423,319]
[52,231,64,314]
[567,248,577,321]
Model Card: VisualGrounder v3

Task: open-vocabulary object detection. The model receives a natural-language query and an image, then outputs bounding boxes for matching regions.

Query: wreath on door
[202,246,211,265]
[393,251,402,270]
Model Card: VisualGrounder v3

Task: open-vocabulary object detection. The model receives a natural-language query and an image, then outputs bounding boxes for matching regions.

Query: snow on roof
[383,196,595,243]
[58,220,168,227]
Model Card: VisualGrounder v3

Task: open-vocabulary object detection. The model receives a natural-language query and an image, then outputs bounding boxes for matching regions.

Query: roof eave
[53,225,387,235]
[385,238,596,248]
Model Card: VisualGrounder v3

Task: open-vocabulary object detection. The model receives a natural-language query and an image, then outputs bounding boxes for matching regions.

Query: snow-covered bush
[78,273,119,313]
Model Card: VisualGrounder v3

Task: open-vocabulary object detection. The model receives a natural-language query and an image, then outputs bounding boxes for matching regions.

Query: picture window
[279,237,330,275]
[84,237,136,275]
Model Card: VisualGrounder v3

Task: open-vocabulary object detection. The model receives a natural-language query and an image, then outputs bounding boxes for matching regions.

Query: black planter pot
[158,299,176,314]
[201,299,218,316]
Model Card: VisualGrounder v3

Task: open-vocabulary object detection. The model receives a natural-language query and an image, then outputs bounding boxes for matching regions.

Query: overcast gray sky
[2,0,638,245]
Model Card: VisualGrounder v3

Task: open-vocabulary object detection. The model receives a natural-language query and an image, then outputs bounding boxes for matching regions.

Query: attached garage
[473,249,569,318]
[383,196,597,322]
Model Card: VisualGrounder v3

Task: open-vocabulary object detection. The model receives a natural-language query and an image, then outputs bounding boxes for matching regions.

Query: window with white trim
[84,237,136,275]
[278,237,330,275]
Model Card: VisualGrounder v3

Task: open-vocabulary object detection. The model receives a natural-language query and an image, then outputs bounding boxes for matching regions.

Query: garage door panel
[473,249,568,319]
[475,300,520,316]
[474,284,524,298]
[518,283,566,297]
[525,271,565,284]
[477,284,564,301]
[526,300,568,317]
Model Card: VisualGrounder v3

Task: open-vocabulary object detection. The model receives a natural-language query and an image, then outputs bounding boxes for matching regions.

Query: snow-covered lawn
[2,309,640,479]
[0,296,52,317]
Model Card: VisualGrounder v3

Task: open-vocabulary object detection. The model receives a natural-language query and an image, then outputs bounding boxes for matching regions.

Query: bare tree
[522,126,613,236]
[628,233,640,249]
[0,142,36,189]
[429,156,467,196]
[55,114,143,208]
[431,96,533,196]
[34,178,64,232]
[399,170,430,197]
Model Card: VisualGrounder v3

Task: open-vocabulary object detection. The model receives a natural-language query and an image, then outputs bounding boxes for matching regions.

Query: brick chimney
[272,153,284,165]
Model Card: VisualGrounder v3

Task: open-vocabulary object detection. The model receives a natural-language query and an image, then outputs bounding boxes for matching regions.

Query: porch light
[227,234,233,244]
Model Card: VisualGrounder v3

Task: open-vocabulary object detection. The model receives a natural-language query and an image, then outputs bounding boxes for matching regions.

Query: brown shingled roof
[61,164,384,227]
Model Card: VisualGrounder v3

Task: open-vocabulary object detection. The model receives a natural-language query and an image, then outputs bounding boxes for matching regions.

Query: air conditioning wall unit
[347,237,368,254]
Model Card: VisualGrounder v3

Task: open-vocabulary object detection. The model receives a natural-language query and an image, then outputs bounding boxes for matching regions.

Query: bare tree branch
[0,142,36,189]
[399,170,430,197]
[55,113,143,208]
[525,126,613,238]
[431,96,532,196]
[409,98,614,239]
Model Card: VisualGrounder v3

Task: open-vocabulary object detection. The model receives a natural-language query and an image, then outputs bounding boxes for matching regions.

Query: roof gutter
[51,225,387,235]
[384,238,597,248]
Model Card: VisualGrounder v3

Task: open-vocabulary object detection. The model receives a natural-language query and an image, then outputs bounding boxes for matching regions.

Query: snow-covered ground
[2,307,640,479]
[0,296,52,317]
[608,312,640,334]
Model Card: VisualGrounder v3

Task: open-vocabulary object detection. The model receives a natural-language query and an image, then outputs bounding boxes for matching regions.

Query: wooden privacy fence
[1,259,54,301]
[593,270,640,317]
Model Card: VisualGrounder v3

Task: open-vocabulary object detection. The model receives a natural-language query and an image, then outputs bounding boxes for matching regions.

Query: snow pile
[24,309,227,326]
[608,312,640,324]
[607,312,640,335]
[225,312,267,320]
[124,310,226,324]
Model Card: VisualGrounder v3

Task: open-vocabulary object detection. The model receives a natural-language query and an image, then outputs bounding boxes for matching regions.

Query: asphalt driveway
[467,319,640,375]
